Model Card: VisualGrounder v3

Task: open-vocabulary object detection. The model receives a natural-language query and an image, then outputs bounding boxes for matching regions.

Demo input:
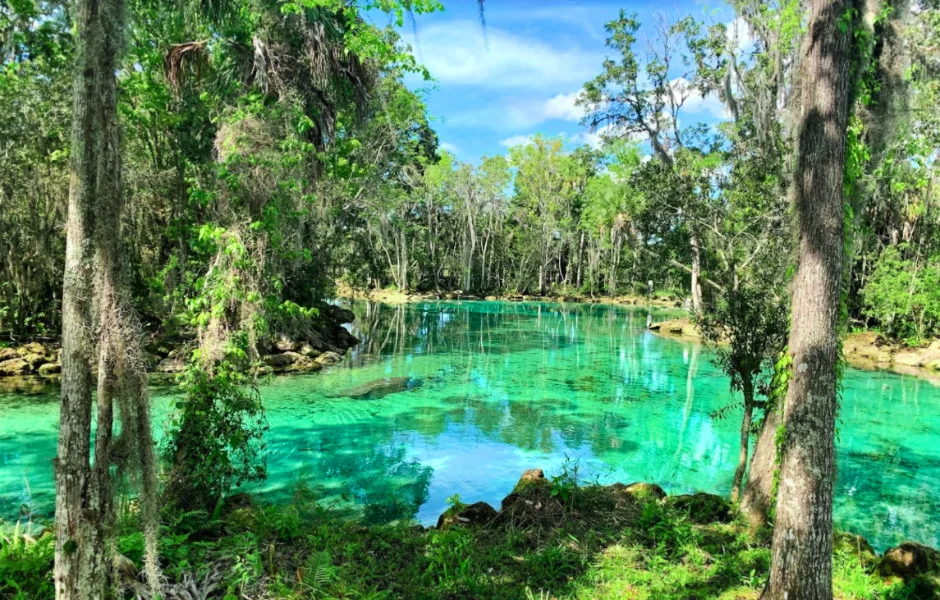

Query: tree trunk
[731,377,755,503]
[762,1,854,597]
[56,0,160,596]
[56,0,106,595]
[690,233,703,312]
[741,409,779,530]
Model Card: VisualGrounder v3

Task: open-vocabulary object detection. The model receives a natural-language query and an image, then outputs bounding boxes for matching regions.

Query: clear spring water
[1,300,938,551]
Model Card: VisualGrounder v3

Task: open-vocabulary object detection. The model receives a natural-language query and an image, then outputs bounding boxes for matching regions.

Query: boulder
[17,342,47,356]
[299,343,321,358]
[155,357,186,373]
[38,363,62,377]
[282,354,321,373]
[877,542,940,579]
[0,347,18,361]
[500,468,550,512]
[618,482,667,501]
[274,335,297,352]
[0,358,30,376]
[665,493,732,524]
[20,352,47,370]
[263,352,301,371]
[315,351,343,367]
[895,351,926,367]
[436,501,498,529]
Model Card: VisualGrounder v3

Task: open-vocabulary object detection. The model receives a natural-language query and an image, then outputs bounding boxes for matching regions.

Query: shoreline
[335,283,682,309]
[650,317,940,382]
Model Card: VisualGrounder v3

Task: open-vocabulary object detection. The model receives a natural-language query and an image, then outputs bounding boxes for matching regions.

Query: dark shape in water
[332,376,423,400]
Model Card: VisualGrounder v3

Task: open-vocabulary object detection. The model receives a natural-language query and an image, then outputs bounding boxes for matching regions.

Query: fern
[301,551,336,595]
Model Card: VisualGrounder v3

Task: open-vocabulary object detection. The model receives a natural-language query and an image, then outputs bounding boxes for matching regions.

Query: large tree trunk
[762,1,855,598]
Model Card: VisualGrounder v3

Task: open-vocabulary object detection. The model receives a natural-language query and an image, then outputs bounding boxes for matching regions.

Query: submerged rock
[436,501,498,529]
[665,492,732,524]
[332,376,422,400]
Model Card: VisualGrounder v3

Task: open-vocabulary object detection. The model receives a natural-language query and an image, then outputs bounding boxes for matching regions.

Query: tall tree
[763,0,857,597]
[55,0,159,596]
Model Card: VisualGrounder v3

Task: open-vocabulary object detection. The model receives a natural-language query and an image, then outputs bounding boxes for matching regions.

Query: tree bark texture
[762,1,855,598]
[56,0,160,597]
[741,409,779,530]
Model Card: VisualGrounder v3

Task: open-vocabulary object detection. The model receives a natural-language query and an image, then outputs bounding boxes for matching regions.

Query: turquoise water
[1,300,939,551]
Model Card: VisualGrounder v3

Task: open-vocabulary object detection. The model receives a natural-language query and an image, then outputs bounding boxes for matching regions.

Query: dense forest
[3,0,939,344]
[2,0,940,598]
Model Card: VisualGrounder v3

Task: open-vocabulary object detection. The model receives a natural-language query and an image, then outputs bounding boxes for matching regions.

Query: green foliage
[862,245,940,342]
[162,340,269,511]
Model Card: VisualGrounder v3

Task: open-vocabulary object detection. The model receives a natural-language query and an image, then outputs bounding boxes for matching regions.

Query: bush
[862,245,940,342]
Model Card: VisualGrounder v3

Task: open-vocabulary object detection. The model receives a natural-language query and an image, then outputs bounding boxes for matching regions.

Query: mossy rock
[877,542,940,579]
[615,482,667,501]
[436,501,498,529]
[664,492,732,524]
[834,531,878,571]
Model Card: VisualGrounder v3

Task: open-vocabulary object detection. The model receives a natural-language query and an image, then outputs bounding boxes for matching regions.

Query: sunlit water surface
[2,301,939,551]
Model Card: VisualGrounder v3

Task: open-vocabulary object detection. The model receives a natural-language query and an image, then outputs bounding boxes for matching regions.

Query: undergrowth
[0,478,932,600]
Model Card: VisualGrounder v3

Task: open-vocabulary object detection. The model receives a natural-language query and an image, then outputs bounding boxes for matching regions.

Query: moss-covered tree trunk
[762,0,855,597]
[55,0,160,596]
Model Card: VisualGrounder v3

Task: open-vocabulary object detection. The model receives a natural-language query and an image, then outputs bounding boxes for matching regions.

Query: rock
[0,358,30,376]
[665,493,732,524]
[17,342,47,356]
[0,348,18,361]
[155,357,186,373]
[877,542,940,579]
[834,532,878,571]
[263,352,301,371]
[315,351,343,367]
[142,352,162,370]
[299,343,321,358]
[38,363,62,377]
[895,351,926,367]
[274,335,297,352]
[500,468,550,512]
[517,468,546,487]
[619,482,667,500]
[436,501,498,529]
[282,354,321,373]
[20,352,47,370]
[926,359,940,372]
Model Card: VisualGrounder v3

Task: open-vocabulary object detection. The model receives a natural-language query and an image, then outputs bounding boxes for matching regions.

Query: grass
[1,476,935,599]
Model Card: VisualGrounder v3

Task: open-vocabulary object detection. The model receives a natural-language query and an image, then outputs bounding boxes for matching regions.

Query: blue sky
[368,0,745,163]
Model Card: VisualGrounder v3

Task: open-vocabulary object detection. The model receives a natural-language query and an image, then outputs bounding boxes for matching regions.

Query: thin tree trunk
[731,377,755,503]
[763,1,854,597]
[690,232,703,312]
[741,409,779,530]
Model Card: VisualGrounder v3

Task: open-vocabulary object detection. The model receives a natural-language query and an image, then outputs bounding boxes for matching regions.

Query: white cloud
[499,134,535,148]
[439,141,461,155]
[726,16,758,53]
[404,21,601,90]
[451,90,587,131]
[669,77,730,120]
